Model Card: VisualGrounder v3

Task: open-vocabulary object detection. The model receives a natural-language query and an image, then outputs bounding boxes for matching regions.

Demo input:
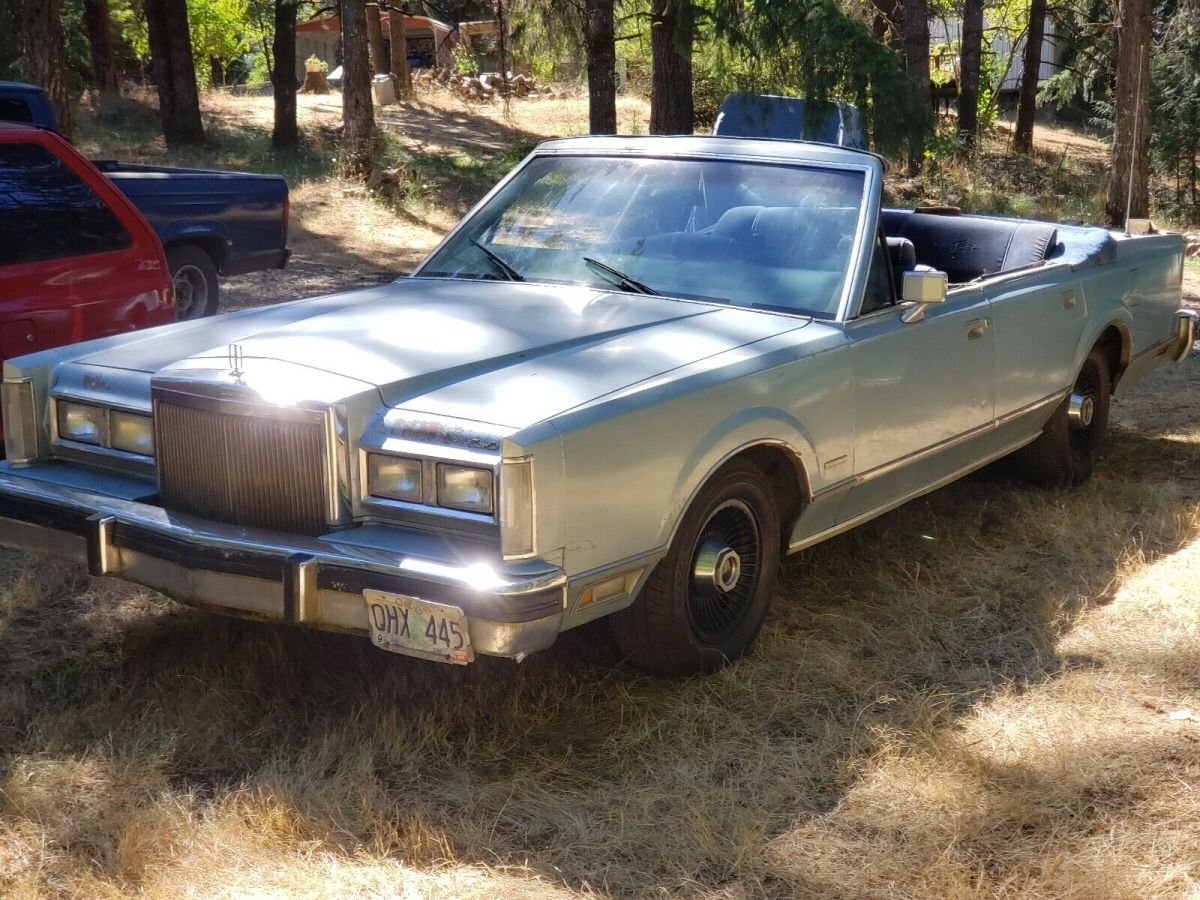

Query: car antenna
[1124,42,1146,235]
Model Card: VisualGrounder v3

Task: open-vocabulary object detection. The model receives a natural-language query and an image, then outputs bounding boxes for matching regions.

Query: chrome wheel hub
[687,499,761,641]
[695,540,742,594]
[1068,392,1094,428]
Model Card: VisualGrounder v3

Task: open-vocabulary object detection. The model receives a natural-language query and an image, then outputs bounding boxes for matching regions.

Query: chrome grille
[155,399,330,536]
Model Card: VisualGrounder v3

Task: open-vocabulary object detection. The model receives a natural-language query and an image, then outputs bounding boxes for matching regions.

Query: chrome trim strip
[811,390,1067,500]
[789,432,1041,554]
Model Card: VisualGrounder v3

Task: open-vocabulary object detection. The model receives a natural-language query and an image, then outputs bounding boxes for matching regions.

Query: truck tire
[1011,348,1111,487]
[168,244,219,320]
[610,460,781,676]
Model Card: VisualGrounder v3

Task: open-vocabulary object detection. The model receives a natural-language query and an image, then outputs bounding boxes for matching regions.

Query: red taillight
[282,195,290,241]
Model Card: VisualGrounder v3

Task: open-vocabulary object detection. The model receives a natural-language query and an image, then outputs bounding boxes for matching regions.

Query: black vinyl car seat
[882,209,1059,283]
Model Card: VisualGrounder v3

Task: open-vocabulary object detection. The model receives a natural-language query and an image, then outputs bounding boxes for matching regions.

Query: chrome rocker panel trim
[0,465,566,661]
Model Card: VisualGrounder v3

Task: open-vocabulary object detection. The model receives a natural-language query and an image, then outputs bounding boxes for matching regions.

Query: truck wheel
[610,461,781,676]
[1012,348,1111,487]
[168,244,219,320]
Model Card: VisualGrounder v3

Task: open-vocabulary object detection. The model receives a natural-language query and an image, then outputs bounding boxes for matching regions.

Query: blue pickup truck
[0,81,290,320]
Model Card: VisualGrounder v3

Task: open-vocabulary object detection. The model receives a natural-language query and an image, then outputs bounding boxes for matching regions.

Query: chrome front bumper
[0,463,566,661]
[1173,308,1198,362]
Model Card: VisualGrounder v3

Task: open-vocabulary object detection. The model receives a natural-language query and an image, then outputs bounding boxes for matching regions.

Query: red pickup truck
[0,122,173,442]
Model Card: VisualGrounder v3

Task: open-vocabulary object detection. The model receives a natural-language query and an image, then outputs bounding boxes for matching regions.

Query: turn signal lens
[367,453,423,502]
[437,463,494,514]
[110,411,155,456]
[58,401,104,445]
[1,380,39,463]
[501,458,534,557]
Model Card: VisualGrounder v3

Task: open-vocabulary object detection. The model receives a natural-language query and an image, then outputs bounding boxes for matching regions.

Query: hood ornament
[227,342,245,379]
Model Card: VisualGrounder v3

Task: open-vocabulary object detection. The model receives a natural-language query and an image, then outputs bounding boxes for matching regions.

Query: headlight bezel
[51,396,155,462]
[363,448,498,518]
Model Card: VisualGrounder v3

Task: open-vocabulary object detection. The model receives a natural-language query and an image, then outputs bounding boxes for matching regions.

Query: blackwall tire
[610,460,781,676]
[1011,348,1111,487]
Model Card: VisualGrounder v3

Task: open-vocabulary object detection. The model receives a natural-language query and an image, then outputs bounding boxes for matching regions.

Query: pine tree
[1013,0,1048,154]
[958,0,983,142]
[586,0,617,134]
[650,0,694,135]
[271,0,299,150]
[144,0,205,145]
[1105,0,1152,225]
[342,0,375,177]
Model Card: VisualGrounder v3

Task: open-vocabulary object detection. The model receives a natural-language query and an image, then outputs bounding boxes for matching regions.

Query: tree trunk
[957,0,983,142]
[210,56,224,86]
[903,0,930,170]
[144,0,205,145]
[649,0,694,135]
[19,0,73,139]
[1012,0,1047,154]
[366,2,387,75]
[341,0,375,177]
[387,5,411,99]
[1105,0,1152,225]
[271,0,299,150]
[586,0,617,134]
[82,0,119,93]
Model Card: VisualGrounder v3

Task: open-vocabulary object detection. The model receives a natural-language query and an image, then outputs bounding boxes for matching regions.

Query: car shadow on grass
[1,425,1198,896]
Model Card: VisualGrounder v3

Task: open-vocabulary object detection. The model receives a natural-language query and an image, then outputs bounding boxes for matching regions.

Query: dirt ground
[3,94,1200,899]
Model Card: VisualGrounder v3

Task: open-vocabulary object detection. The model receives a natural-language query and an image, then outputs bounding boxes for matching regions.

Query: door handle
[967,318,991,340]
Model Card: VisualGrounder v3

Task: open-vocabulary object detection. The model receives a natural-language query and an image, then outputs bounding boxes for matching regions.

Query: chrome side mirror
[900,269,949,323]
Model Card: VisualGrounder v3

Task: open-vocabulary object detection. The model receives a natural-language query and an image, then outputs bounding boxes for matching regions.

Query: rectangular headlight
[501,458,535,557]
[57,401,105,445]
[367,453,423,503]
[1,380,39,463]
[437,463,494,514]
[110,410,155,456]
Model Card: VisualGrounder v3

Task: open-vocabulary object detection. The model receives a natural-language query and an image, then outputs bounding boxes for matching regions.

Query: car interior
[880,207,1119,289]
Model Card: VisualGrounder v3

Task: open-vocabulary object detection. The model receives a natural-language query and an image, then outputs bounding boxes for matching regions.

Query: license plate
[363,590,474,664]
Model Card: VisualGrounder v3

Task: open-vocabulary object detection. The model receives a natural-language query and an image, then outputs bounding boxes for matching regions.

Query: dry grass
[3,365,1199,899]
[4,93,1200,899]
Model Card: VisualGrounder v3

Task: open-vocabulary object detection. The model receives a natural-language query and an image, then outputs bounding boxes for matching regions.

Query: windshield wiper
[582,256,660,296]
[470,238,523,282]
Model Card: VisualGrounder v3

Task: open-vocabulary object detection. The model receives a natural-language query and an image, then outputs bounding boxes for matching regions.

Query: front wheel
[610,461,781,676]
[167,244,220,321]
[1011,348,1112,487]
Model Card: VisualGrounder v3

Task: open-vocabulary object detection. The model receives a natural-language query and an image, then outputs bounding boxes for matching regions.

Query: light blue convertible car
[1,137,1193,675]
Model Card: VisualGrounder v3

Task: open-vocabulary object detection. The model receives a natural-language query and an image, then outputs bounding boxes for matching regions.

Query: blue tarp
[712,93,866,150]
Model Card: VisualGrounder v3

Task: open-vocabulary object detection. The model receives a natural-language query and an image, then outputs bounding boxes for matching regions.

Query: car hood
[64,278,812,428]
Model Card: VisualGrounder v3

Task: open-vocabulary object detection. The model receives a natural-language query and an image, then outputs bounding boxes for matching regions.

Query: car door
[987,272,1088,419]
[838,252,996,523]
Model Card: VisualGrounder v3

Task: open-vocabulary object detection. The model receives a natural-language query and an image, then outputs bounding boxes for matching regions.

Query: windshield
[416,155,868,318]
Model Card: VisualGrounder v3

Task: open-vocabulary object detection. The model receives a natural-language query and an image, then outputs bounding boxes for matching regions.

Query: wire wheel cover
[1069,362,1102,459]
[688,499,762,641]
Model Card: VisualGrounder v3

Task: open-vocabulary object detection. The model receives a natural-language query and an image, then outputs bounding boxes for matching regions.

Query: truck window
[0,98,36,124]
[0,142,131,266]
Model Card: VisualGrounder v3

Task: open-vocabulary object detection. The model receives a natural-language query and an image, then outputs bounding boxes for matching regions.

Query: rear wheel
[168,244,219,321]
[610,461,781,676]
[1011,348,1111,487]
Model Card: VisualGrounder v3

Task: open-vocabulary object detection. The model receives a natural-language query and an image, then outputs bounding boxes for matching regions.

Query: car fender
[157,222,232,270]
[657,405,816,549]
